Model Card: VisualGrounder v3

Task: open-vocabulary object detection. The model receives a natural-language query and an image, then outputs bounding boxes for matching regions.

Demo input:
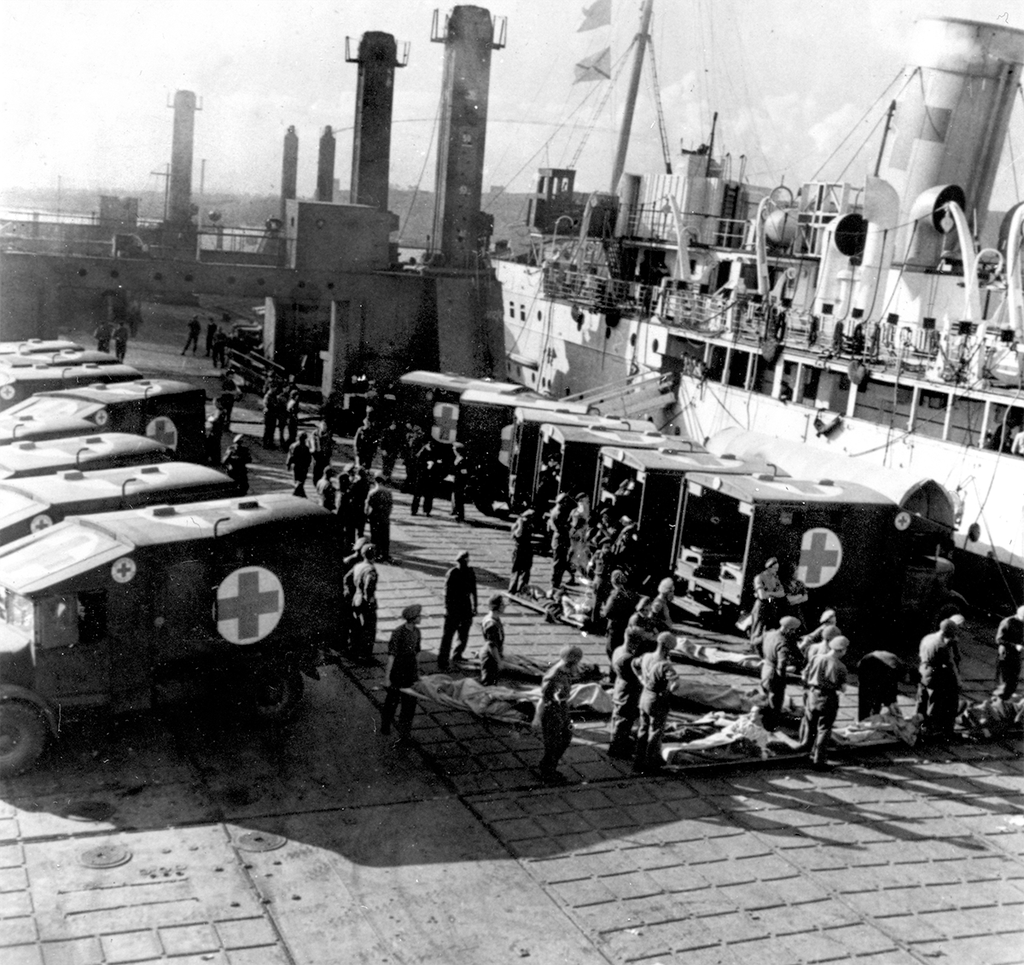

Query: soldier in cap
[508,509,535,594]
[760,614,803,729]
[450,442,470,523]
[916,617,962,743]
[601,571,639,679]
[799,609,839,663]
[632,632,679,774]
[221,433,251,494]
[649,577,676,634]
[856,650,903,720]
[994,604,1024,700]
[437,550,478,671]
[478,594,506,686]
[345,543,379,664]
[608,623,649,759]
[381,604,423,746]
[800,634,849,770]
[535,644,584,782]
[547,493,574,590]
[749,556,786,653]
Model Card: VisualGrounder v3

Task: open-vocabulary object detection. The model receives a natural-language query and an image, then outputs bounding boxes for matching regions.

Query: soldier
[607,628,648,759]
[316,467,339,513]
[649,577,676,634]
[93,320,113,353]
[380,604,423,747]
[205,406,228,468]
[856,650,903,719]
[535,644,584,782]
[800,635,849,770]
[286,432,312,497]
[547,493,573,591]
[283,389,301,449]
[221,434,251,494]
[450,443,470,523]
[799,609,840,663]
[411,438,440,517]
[211,328,228,369]
[262,385,281,448]
[181,315,202,354]
[568,492,591,582]
[508,509,535,594]
[365,474,394,563]
[749,556,786,653]
[379,419,405,482]
[205,318,218,357]
[310,420,334,485]
[917,617,962,743]
[112,321,130,362]
[403,424,425,492]
[588,535,613,631]
[354,411,378,471]
[478,594,506,686]
[632,632,678,774]
[994,604,1024,700]
[218,375,240,430]
[601,570,638,679]
[346,543,379,664]
[760,615,802,729]
[437,550,478,671]
[610,516,639,578]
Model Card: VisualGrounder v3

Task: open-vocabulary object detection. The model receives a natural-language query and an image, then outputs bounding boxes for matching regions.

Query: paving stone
[40,937,103,965]
[158,922,220,956]
[214,917,279,950]
[597,870,666,903]
[549,876,618,908]
[722,931,801,964]
[2,946,44,965]
[912,933,1024,965]
[100,929,162,963]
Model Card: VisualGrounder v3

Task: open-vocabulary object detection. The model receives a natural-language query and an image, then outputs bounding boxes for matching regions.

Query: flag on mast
[578,0,611,32]
[574,47,611,83]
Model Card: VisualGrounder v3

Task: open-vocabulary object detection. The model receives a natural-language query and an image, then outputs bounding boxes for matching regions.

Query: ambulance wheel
[0,700,48,777]
[248,669,304,724]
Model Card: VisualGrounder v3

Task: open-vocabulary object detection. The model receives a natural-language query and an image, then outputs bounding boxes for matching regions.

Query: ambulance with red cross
[0,493,342,776]
[673,473,963,652]
[0,379,207,463]
[0,362,141,411]
[0,433,173,480]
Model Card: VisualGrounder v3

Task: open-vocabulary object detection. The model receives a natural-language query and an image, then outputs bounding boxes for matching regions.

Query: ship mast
[609,0,655,194]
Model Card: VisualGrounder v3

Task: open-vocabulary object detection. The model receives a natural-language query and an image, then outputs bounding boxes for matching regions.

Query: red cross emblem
[146,416,178,449]
[216,566,284,644]
[498,424,514,467]
[797,528,842,588]
[111,556,136,583]
[432,402,459,444]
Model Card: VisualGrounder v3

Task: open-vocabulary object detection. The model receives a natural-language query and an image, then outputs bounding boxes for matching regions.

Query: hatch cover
[235,831,287,852]
[79,843,132,868]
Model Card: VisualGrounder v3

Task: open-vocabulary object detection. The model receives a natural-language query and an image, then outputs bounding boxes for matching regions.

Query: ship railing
[657,289,731,333]
[540,265,646,314]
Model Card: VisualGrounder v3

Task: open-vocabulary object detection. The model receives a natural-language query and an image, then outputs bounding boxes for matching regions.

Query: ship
[494,1,1024,610]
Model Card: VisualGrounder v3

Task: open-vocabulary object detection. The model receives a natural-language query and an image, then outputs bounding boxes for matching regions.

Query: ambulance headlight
[7,593,34,635]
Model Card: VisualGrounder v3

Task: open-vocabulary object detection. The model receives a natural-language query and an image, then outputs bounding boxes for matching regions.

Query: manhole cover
[235,831,286,852]
[79,844,132,869]
[64,800,116,822]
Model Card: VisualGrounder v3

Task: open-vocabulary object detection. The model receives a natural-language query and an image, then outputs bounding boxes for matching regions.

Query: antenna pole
[609,0,655,194]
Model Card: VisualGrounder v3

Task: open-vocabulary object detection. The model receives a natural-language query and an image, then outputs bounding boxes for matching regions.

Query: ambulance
[0,434,173,480]
[673,472,963,649]
[0,339,84,356]
[0,463,239,546]
[0,350,120,368]
[0,493,343,776]
[0,379,207,462]
[0,363,141,411]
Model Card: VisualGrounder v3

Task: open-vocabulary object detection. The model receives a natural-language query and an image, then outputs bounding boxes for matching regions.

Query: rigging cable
[398,99,442,247]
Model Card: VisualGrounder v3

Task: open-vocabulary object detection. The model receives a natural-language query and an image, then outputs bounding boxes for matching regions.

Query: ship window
[537,311,542,321]
[853,380,912,424]
[706,345,727,382]
[984,403,1024,451]
[509,301,515,318]
[726,350,748,388]
[947,395,985,446]
[519,305,525,321]
[798,366,820,406]
[753,355,775,396]
[913,389,948,439]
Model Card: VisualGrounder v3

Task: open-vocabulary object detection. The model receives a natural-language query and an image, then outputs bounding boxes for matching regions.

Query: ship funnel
[347,32,407,211]
[281,125,299,222]
[877,17,1024,268]
[168,90,197,224]
[316,126,336,202]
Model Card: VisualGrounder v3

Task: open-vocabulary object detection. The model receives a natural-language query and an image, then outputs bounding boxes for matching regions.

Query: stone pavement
[1,391,1023,964]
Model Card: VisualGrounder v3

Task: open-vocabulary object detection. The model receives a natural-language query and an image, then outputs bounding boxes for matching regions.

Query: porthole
[109,270,119,279]
[652,339,660,353]
[77,268,88,277]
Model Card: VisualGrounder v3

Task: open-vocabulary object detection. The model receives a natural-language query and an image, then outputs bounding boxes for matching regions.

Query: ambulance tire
[0,700,48,777]
[247,668,304,724]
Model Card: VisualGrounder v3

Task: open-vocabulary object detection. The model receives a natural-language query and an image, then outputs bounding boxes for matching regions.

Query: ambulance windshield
[0,524,124,592]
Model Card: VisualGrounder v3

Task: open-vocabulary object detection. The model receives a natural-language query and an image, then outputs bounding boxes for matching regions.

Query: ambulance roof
[0,350,120,368]
[0,489,43,530]
[0,493,329,595]
[0,363,139,386]
[0,433,170,478]
[0,339,83,355]
[600,447,748,474]
[399,371,485,392]
[16,378,201,405]
[685,472,894,506]
[462,387,588,411]
[514,408,649,430]
[0,462,232,508]
[544,424,698,451]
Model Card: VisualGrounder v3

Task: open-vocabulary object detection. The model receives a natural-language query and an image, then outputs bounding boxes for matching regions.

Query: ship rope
[398,99,442,248]
[811,69,917,184]
[567,47,633,172]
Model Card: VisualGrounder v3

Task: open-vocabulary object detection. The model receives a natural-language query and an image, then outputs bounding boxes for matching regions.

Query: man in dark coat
[205,319,218,357]
[181,315,201,354]
[221,434,251,494]
[411,439,440,517]
[994,605,1024,700]
[346,543,379,664]
[608,630,647,759]
[381,604,423,746]
[262,385,281,448]
[917,617,962,743]
[450,443,470,523]
[508,509,535,594]
[365,475,394,562]
[310,420,334,485]
[856,650,902,720]
[601,571,638,679]
[437,550,478,671]
[760,615,802,729]
[286,432,313,497]
[547,493,573,591]
[354,412,378,471]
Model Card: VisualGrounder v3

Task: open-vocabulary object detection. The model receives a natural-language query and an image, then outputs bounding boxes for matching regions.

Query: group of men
[92,319,131,362]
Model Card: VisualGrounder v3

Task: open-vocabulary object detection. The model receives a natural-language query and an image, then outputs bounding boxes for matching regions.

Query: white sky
[1,0,1021,208]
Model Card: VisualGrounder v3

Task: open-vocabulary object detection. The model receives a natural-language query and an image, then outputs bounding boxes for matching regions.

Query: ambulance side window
[78,590,108,644]
[40,595,78,649]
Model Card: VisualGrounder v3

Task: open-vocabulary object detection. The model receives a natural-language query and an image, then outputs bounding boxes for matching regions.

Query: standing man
[760,615,802,729]
[380,604,423,747]
[411,438,440,517]
[547,493,573,592]
[478,594,506,686]
[365,474,394,563]
[221,434,251,494]
[601,571,638,680]
[856,650,903,720]
[310,420,334,485]
[535,645,584,782]
[750,556,786,652]
[994,604,1024,700]
[508,509,535,594]
[917,617,962,743]
[354,411,378,471]
[632,632,678,774]
[316,467,339,513]
[112,320,130,362]
[205,406,228,468]
[93,320,113,353]
[437,550,477,671]
[211,328,228,369]
[205,318,218,357]
[262,385,281,449]
[182,315,202,355]
[283,389,301,449]
[607,629,647,759]
[286,432,313,497]
[800,635,849,770]
[346,543,379,664]
[450,443,470,523]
